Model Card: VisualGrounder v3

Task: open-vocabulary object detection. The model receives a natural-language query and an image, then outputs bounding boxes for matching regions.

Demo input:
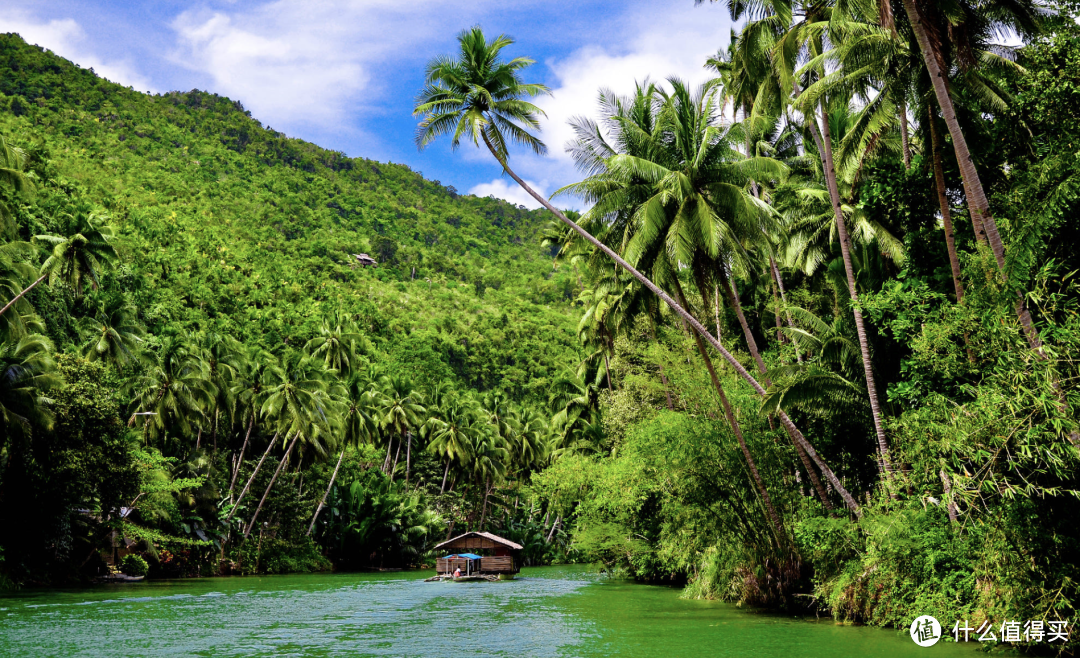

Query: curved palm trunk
[225,431,279,525]
[930,110,965,303]
[686,314,785,543]
[812,104,895,478]
[480,133,860,516]
[440,458,451,494]
[307,446,346,536]
[721,279,832,509]
[245,432,301,538]
[229,415,257,502]
[0,273,46,319]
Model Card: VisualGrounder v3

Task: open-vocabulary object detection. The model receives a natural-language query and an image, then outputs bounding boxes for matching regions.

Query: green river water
[0,566,977,657]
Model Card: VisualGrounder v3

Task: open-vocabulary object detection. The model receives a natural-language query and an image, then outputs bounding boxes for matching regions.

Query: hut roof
[354,253,378,266]
[434,531,524,551]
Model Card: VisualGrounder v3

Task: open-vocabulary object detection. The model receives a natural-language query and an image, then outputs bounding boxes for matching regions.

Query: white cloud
[469,178,548,209]
[511,4,732,203]
[0,11,155,92]
[169,0,492,131]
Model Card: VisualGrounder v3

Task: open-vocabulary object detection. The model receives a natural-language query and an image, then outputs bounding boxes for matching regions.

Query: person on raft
[453,567,462,579]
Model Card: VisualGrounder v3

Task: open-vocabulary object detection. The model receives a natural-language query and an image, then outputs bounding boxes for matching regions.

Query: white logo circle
[909,616,942,647]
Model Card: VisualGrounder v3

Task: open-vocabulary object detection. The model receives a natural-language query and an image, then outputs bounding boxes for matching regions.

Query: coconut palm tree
[244,353,336,538]
[226,345,282,502]
[416,26,859,515]
[79,296,145,370]
[308,371,384,535]
[0,213,118,319]
[425,394,479,494]
[379,374,425,482]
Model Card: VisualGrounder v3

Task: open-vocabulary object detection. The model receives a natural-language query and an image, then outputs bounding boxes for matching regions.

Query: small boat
[97,573,145,583]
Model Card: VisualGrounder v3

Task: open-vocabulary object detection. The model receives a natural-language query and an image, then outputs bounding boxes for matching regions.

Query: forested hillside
[0,33,580,586]
[0,33,579,397]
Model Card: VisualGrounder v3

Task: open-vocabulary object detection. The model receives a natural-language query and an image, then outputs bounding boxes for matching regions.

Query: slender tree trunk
[440,458,450,494]
[686,310,785,542]
[604,353,614,392]
[229,415,256,502]
[390,436,402,482]
[195,427,202,449]
[711,281,830,509]
[405,431,412,485]
[815,103,894,478]
[770,256,802,363]
[546,515,561,543]
[899,98,911,169]
[225,431,280,525]
[307,446,346,536]
[382,438,393,474]
[479,481,490,528]
[940,469,958,524]
[480,132,859,515]
[245,432,301,538]
[0,273,46,319]
[714,284,722,343]
[930,109,965,303]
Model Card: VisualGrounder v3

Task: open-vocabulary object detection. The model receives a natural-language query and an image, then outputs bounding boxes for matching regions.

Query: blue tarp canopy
[443,553,482,560]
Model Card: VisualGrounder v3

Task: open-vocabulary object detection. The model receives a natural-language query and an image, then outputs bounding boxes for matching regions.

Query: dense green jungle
[1,0,1080,650]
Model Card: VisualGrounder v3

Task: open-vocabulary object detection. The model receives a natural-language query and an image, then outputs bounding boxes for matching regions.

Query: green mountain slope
[0,33,580,402]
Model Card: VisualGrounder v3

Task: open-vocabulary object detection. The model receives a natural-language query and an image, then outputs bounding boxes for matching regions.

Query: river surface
[0,566,976,657]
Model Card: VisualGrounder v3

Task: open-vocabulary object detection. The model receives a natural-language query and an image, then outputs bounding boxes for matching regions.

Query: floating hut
[434,532,523,579]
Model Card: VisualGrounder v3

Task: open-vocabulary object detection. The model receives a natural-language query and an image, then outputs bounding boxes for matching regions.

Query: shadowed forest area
[1,0,1080,648]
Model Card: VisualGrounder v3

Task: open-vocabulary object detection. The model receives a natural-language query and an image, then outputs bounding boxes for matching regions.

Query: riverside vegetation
[2,0,1080,649]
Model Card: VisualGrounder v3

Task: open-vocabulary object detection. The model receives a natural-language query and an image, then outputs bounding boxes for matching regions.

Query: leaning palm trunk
[720,279,832,509]
[769,256,802,363]
[0,273,46,319]
[811,103,895,479]
[691,324,786,543]
[307,447,346,536]
[244,432,301,538]
[228,415,257,501]
[440,458,451,494]
[930,110,965,303]
[225,431,280,525]
[480,132,861,516]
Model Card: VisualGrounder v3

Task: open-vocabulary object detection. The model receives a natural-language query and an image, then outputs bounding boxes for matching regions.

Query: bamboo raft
[424,574,500,582]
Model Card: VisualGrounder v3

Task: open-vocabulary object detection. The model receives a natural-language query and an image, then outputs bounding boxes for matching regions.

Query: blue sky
[1,1,734,209]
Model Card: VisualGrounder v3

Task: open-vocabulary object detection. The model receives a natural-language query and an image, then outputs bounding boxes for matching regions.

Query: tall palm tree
[379,374,425,483]
[0,213,118,319]
[308,372,383,535]
[415,25,859,515]
[425,394,479,494]
[226,345,282,502]
[244,353,336,538]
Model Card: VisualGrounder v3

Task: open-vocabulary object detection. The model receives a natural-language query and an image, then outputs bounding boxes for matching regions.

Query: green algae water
[0,566,975,657]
